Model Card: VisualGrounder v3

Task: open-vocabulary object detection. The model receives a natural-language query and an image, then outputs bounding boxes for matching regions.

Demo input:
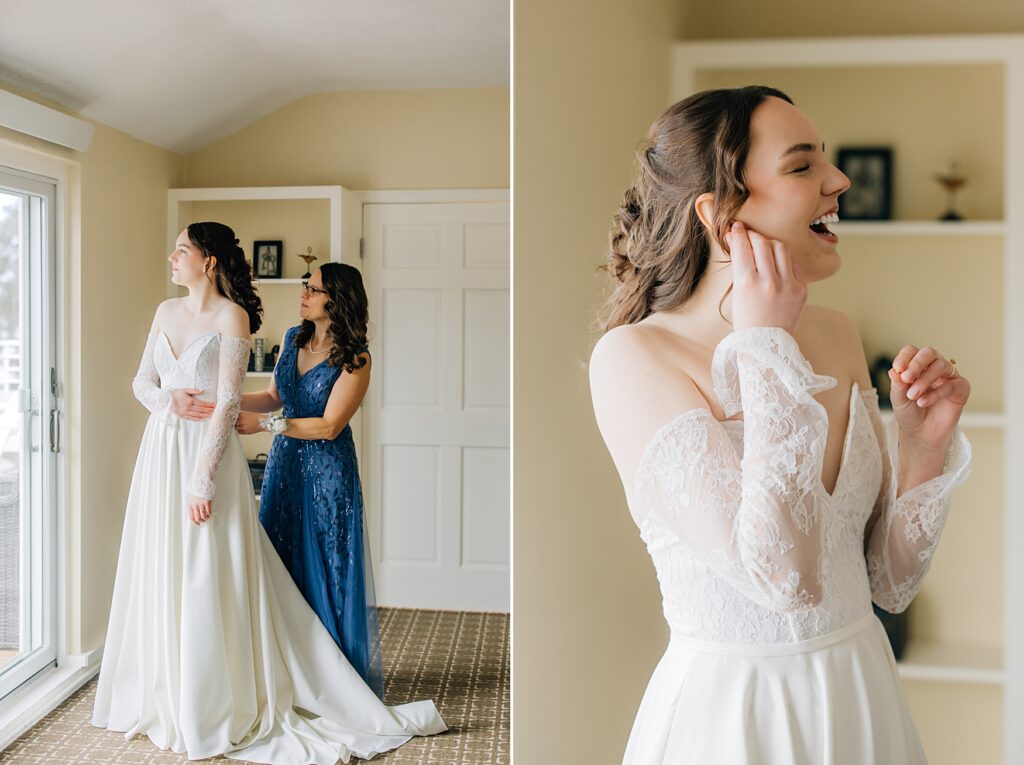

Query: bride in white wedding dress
[91,222,446,764]
[590,89,972,764]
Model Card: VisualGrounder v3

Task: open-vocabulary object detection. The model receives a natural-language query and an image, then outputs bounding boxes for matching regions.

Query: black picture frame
[253,240,283,279]
[836,147,893,221]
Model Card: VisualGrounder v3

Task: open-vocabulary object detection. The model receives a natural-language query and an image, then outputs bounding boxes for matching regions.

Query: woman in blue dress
[235,263,383,698]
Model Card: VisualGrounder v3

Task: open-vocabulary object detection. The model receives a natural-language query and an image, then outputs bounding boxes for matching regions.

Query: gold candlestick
[934,161,967,221]
[297,246,318,279]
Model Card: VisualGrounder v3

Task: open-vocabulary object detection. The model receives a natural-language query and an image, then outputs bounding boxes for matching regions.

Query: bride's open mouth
[809,211,839,242]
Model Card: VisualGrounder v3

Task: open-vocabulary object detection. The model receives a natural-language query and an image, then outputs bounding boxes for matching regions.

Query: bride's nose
[825,163,851,197]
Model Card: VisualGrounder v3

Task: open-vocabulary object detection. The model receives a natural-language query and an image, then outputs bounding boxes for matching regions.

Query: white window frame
[0,140,91,751]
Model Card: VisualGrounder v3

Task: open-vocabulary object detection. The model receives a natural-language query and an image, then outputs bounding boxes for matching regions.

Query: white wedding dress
[92,331,446,764]
[623,327,971,764]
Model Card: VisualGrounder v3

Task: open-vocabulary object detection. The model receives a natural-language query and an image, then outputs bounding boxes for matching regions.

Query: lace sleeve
[860,390,972,613]
[132,332,174,425]
[636,327,836,613]
[188,336,251,500]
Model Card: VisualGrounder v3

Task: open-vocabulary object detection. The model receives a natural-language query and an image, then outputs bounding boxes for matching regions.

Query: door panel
[363,201,509,611]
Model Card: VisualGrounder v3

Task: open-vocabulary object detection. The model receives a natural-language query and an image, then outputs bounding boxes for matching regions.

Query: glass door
[0,166,58,700]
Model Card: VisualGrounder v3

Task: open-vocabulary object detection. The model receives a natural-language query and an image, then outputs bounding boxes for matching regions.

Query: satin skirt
[91,415,446,765]
[622,612,926,764]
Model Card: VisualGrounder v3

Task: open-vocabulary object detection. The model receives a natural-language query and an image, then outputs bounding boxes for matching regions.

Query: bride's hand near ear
[725,221,806,335]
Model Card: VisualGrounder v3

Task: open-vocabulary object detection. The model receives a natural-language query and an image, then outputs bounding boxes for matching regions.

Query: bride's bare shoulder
[590,322,708,453]
[214,301,251,338]
[590,322,685,389]
[590,322,711,501]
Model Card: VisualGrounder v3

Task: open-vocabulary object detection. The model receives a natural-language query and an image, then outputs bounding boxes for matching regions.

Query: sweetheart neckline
[157,330,219,363]
[636,381,873,504]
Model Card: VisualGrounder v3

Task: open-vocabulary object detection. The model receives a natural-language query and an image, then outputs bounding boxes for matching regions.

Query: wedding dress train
[92,330,446,764]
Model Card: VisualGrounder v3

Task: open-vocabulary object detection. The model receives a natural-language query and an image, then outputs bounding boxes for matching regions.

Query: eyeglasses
[301,281,329,297]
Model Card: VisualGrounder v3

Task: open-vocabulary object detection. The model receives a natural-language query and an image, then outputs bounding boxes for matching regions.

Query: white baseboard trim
[0,662,100,751]
[60,646,102,670]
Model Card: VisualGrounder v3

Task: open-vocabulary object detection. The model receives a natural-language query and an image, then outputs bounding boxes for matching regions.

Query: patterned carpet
[0,609,509,764]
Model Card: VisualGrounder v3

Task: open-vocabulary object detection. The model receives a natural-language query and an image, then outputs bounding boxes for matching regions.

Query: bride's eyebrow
[779,142,825,159]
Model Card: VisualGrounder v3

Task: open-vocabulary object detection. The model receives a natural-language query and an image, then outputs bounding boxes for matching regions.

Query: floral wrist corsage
[259,413,289,435]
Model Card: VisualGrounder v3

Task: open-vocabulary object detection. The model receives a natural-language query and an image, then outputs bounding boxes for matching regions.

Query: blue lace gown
[258,325,384,698]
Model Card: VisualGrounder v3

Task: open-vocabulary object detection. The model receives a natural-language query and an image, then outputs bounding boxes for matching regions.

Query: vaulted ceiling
[0,0,510,153]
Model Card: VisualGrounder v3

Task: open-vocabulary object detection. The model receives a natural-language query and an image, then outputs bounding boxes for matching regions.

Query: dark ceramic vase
[248,453,269,495]
[872,603,909,660]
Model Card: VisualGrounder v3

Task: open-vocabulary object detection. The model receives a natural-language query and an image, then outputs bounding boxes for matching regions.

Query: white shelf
[832,220,1005,236]
[958,412,1007,429]
[898,641,1003,685]
[879,410,1005,429]
[248,371,273,378]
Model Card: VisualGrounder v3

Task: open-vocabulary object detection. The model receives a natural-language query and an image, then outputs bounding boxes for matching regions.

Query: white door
[362,201,509,612]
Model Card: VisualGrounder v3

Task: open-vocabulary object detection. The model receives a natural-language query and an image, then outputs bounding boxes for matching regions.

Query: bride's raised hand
[188,495,213,525]
[887,345,970,451]
[725,221,806,334]
[171,389,215,421]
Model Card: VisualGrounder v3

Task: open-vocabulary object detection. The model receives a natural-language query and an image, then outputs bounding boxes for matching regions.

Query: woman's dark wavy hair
[186,221,263,334]
[294,263,370,373]
[600,85,793,331]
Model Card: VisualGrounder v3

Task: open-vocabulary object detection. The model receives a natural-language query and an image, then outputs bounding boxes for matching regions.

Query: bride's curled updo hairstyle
[187,221,264,334]
[601,85,793,331]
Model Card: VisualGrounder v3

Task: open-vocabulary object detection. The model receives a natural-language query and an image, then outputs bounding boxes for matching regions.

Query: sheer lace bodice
[132,331,251,500]
[634,327,972,644]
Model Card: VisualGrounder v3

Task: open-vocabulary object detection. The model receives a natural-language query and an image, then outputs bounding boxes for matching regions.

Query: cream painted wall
[76,125,185,652]
[183,87,509,190]
[513,0,686,761]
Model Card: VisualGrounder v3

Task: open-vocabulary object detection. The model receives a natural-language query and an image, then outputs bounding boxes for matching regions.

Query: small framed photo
[253,240,283,279]
[836,147,893,220]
